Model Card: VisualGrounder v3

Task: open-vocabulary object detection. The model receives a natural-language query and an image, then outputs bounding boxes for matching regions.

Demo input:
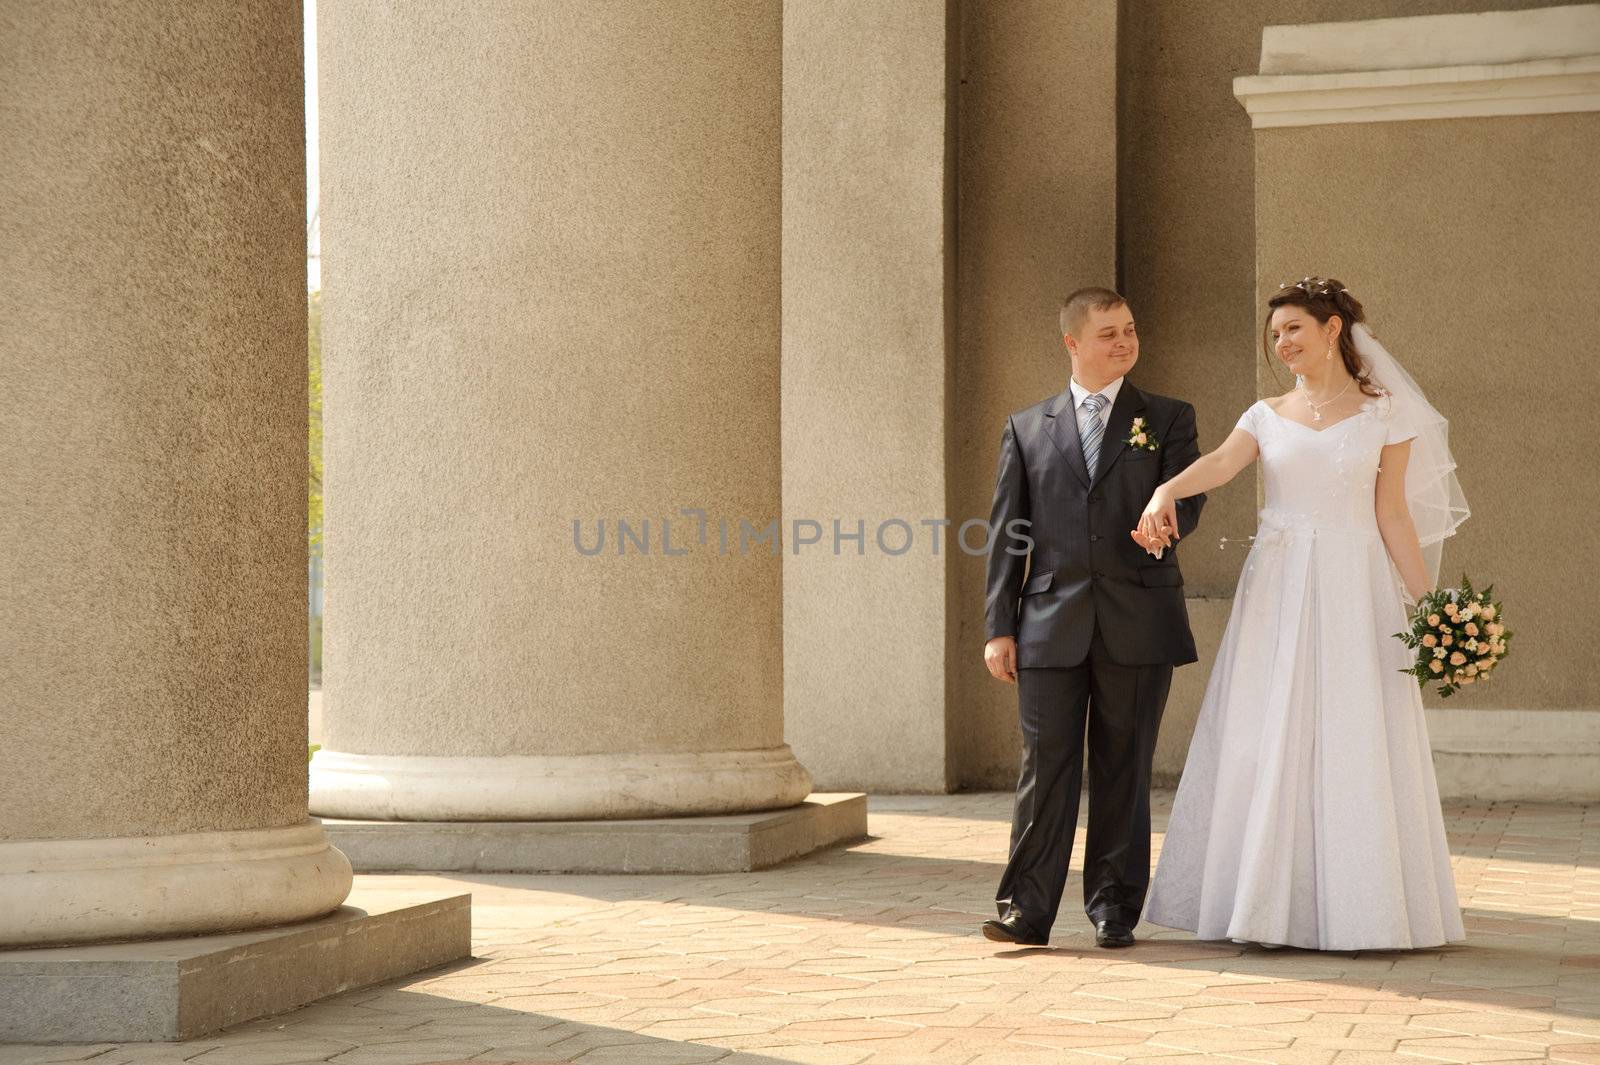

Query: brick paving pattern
[3,791,1598,1065]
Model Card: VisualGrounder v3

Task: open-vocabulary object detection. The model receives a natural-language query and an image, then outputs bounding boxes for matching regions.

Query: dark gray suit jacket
[984,378,1206,668]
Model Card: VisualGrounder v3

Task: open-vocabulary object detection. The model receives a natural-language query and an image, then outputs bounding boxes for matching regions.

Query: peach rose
[1460,674,1476,685]
[1465,663,1478,676]
[1464,623,1478,636]
[1135,433,1148,444]
[1429,660,1444,674]
[1487,622,1502,636]
[1421,634,1438,647]
[1441,635,1453,646]
[1449,651,1466,666]
[1426,614,1440,626]
[1480,604,1496,620]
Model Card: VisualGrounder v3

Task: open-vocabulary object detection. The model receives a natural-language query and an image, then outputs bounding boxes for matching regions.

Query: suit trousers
[995,621,1173,935]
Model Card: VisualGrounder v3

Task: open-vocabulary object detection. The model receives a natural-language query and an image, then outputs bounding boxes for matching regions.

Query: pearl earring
[1326,339,1335,361]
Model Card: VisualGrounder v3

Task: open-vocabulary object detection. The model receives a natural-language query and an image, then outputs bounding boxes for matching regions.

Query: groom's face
[1066,304,1139,382]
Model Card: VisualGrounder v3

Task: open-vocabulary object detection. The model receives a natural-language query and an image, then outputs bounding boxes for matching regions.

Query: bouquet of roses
[1395,575,1512,698]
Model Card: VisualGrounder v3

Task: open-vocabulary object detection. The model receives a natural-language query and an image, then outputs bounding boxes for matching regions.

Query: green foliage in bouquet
[1394,575,1512,698]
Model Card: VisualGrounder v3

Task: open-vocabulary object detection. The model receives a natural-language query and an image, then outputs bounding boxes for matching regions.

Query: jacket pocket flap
[1022,568,1054,596]
[1138,565,1183,587]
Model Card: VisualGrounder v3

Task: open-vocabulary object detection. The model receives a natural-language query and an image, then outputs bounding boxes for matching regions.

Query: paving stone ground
[5,791,1599,1065]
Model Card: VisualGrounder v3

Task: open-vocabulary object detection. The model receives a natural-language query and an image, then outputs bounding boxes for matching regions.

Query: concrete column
[0,3,351,945]
[1115,0,1568,786]
[312,1,811,819]
[951,1,1122,790]
[781,0,959,792]
[1235,4,1600,799]
[781,1,1124,792]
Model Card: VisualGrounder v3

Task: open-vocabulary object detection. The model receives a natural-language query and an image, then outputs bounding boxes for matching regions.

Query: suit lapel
[1091,382,1145,488]
[1044,386,1091,487]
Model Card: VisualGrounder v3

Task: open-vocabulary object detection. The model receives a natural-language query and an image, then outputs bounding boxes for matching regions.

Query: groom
[981,287,1206,948]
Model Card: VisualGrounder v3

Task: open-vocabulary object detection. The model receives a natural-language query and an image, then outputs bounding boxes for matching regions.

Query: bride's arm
[1134,428,1259,546]
[1375,439,1431,602]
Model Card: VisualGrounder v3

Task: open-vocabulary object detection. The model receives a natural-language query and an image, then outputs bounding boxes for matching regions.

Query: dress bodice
[1236,396,1418,538]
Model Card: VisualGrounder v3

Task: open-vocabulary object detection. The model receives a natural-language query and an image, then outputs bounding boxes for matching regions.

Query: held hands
[1131,489,1179,558]
[984,636,1018,684]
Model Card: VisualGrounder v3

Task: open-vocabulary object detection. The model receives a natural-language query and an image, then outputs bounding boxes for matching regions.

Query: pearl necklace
[1300,376,1354,422]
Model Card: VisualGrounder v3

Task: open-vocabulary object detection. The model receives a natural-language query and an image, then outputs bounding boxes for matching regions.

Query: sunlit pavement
[4,791,1598,1065]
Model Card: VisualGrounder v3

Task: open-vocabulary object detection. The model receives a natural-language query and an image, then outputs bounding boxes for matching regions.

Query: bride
[1132,277,1469,951]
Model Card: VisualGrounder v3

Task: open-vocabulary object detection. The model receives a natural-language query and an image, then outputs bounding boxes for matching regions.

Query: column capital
[1234,4,1600,127]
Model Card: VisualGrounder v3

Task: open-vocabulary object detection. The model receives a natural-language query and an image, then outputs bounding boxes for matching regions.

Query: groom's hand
[1133,491,1179,555]
[1130,526,1170,557]
[984,636,1018,684]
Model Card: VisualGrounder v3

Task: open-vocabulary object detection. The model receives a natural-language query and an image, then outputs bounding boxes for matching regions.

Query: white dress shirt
[1070,373,1152,551]
[1068,374,1124,431]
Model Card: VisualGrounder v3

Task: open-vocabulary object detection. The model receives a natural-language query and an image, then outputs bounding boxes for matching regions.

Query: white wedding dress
[1143,395,1466,951]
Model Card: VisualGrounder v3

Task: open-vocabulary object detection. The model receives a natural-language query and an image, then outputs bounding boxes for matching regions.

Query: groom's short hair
[1060,287,1128,338]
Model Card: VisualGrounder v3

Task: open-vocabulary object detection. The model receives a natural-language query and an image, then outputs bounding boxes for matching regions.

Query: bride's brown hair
[1263,277,1384,398]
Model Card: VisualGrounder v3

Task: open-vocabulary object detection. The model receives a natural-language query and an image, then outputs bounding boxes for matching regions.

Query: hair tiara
[1278,276,1344,300]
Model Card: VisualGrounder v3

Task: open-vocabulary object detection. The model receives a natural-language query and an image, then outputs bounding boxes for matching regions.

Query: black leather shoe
[981,912,1048,946]
[1094,919,1136,948]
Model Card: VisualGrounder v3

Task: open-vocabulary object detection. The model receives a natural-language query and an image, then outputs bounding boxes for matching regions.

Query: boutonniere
[1125,416,1160,451]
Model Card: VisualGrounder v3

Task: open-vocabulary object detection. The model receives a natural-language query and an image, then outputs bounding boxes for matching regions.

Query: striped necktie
[1080,392,1107,476]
